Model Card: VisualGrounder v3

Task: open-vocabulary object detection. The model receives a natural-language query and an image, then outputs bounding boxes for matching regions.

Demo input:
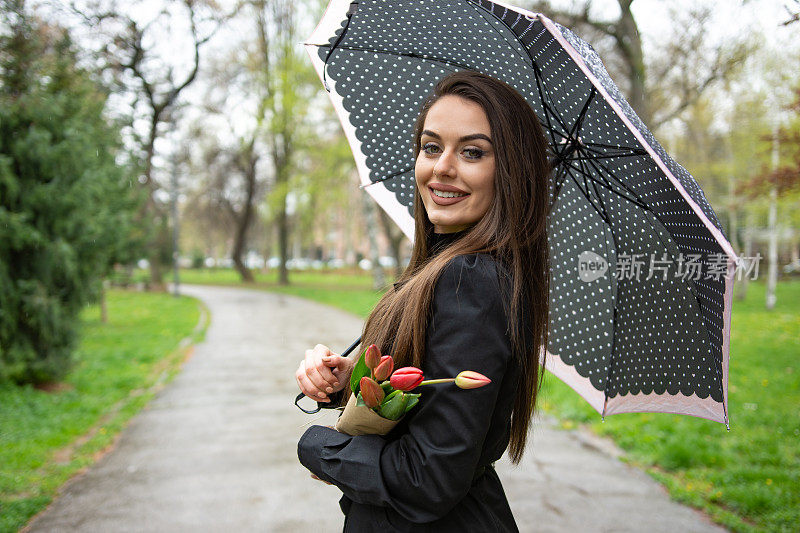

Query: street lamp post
[171,150,181,297]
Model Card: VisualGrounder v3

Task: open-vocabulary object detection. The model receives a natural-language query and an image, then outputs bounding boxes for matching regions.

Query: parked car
[287,258,311,270]
[378,256,397,268]
[327,258,346,269]
[245,252,265,269]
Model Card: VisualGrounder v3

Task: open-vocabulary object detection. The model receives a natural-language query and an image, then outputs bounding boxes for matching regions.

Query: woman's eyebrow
[421,130,492,144]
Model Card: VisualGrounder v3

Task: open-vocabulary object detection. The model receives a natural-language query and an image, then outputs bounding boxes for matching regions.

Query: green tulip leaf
[379,392,408,420]
[403,393,421,413]
[381,389,401,406]
[356,391,366,407]
[350,348,370,394]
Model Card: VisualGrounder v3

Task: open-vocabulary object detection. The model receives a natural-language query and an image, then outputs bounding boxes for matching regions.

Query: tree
[62,0,227,289]
[0,0,139,383]
[736,86,800,308]
[378,208,406,279]
[182,117,266,282]
[253,0,320,285]
[783,0,800,26]
[526,0,749,129]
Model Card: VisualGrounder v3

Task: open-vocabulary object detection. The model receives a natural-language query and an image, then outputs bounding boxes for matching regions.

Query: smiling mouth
[431,189,468,198]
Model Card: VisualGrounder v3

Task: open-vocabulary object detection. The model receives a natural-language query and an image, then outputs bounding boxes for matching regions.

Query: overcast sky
[30,0,798,171]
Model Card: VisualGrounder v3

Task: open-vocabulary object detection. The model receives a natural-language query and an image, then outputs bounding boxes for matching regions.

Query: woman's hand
[295,344,355,403]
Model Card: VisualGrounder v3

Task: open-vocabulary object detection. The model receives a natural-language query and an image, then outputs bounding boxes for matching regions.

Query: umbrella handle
[294,336,362,414]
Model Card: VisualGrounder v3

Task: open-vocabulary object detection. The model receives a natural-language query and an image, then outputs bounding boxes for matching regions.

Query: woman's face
[415,94,496,234]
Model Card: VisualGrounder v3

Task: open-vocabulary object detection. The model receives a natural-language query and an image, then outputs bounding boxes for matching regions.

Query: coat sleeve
[297,254,513,523]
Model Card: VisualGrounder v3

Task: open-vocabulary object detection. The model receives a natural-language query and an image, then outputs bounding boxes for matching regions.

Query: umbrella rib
[581,172,610,225]
[561,156,649,211]
[577,150,614,224]
[321,1,360,92]
[561,164,611,225]
[536,83,566,149]
[317,44,475,74]
[581,151,644,201]
[549,159,572,208]
[532,62,571,138]
[571,153,645,162]
[465,1,535,73]
[581,142,646,158]
[584,141,648,154]
[570,142,650,208]
[362,166,414,187]
[466,2,573,144]
[580,155,651,211]
[568,86,597,141]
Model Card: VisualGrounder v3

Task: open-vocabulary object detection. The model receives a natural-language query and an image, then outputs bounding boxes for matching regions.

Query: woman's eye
[422,143,440,155]
[464,148,484,159]
[421,143,484,159]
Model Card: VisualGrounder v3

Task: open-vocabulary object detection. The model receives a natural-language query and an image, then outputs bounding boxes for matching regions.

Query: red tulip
[364,344,381,370]
[454,370,491,389]
[373,355,394,381]
[360,376,384,408]
[390,367,424,391]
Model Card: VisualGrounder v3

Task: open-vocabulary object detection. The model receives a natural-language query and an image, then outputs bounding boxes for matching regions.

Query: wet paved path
[26,285,725,532]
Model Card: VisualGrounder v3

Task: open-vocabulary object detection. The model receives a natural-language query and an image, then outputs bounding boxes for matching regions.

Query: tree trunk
[231,152,258,283]
[727,152,741,256]
[766,186,778,310]
[378,208,405,279]
[616,0,649,125]
[262,225,273,274]
[100,279,108,324]
[232,242,255,282]
[148,250,165,291]
[765,130,779,310]
[362,193,385,290]
[735,211,752,301]
[278,199,290,285]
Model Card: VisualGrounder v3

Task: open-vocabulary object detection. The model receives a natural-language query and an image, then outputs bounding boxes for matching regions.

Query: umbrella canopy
[304,0,738,426]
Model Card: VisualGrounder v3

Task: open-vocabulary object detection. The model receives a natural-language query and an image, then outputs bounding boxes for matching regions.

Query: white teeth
[432,189,467,198]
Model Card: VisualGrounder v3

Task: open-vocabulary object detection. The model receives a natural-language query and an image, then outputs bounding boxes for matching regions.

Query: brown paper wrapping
[334,393,404,436]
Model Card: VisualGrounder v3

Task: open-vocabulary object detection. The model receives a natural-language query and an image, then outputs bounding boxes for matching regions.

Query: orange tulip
[373,355,394,381]
[360,376,385,408]
[364,344,381,370]
[454,370,491,389]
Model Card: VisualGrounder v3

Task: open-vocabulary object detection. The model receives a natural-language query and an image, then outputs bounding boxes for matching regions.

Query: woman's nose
[432,148,456,178]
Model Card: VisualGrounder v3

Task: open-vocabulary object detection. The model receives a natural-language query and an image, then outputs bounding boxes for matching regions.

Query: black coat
[298,235,526,532]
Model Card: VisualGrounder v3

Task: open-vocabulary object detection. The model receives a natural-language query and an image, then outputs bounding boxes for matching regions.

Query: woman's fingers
[305,345,340,391]
[295,361,330,402]
[310,473,333,485]
[295,344,351,402]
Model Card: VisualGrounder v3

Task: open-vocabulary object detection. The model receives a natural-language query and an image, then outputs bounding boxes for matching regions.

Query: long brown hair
[346,70,552,465]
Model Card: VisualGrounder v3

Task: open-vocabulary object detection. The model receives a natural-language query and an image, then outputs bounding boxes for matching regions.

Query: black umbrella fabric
[304,0,738,425]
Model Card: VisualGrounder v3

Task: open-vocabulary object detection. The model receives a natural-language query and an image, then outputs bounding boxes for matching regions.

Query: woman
[295,70,552,532]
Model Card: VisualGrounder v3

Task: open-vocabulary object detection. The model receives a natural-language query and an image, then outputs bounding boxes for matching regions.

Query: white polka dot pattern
[309,0,734,420]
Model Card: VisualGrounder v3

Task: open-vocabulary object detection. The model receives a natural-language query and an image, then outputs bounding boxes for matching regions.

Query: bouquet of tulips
[334,344,491,436]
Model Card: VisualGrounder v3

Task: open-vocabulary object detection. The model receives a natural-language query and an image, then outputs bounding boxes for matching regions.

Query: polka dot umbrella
[302,0,738,426]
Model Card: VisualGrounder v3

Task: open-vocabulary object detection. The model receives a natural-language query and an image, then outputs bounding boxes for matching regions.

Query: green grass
[167,267,799,531]
[538,279,800,532]
[0,290,204,533]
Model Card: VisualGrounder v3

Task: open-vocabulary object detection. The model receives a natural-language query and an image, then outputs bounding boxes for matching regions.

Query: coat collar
[393,229,467,291]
